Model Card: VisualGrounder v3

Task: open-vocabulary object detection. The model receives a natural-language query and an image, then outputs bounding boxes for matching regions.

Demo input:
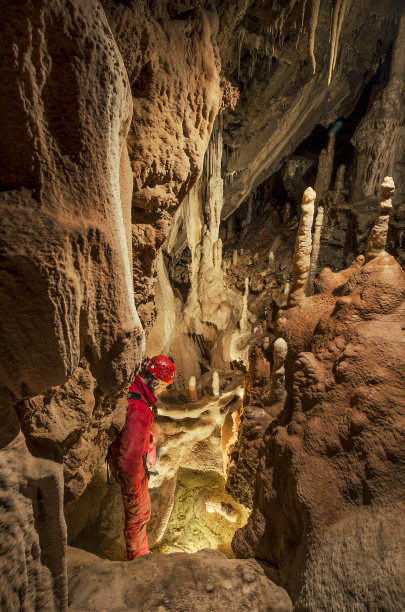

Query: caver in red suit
[108,355,175,560]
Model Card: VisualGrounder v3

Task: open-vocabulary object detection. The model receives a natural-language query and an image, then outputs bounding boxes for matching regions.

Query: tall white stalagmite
[365,176,395,261]
[288,187,316,307]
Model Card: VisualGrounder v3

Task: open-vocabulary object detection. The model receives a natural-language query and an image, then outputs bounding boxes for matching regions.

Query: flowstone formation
[230,178,405,610]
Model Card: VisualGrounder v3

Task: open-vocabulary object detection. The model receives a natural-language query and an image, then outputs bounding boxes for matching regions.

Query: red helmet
[144,355,176,384]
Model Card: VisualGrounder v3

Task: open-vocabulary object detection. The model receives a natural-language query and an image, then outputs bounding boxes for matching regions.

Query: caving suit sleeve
[116,400,152,490]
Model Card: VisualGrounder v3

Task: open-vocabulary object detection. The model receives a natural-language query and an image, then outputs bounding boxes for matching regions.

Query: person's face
[151,379,171,396]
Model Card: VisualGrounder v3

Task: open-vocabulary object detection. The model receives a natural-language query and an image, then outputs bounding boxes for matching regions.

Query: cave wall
[0,0,404,609]
[0,0,224,608]
[229,177,405,609]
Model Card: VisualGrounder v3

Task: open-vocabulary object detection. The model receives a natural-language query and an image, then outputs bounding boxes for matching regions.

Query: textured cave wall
[230,197,405,610]
[101,0,223,332]
[1,0,404,609]
[0,0,146,607]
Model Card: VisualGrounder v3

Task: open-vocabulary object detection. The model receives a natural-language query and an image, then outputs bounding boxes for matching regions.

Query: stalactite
[288,187,316,307]
[365,176,395,262]
[328,0,351,85]
[237,28,246,80]
[269,338,288,404]
[306,205,324,295]
[308,0,321,75]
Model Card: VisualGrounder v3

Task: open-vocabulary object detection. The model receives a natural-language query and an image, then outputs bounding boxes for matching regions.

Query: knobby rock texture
[232,251,405,610]
[67,546,292,611]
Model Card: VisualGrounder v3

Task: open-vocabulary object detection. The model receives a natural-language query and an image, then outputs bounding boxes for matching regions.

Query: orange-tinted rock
[233,252,405,609]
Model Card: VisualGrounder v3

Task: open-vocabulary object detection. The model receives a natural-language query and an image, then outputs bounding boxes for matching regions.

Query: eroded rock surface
[232,250,405,610]
[67,546,292,611]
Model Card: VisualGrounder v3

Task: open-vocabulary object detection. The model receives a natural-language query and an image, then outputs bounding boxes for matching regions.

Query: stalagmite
[308,0,321,75]
[227,217,234,241]
[365,176,395,262]
[270,338,288,403]
[314,132,335,205]
[188,376,197,402]
[263,337,270,351]
[333,164,345,206]
[288,187,316,307]
[349,150,367,204]
[307,205,325,295]
[240,277,250,332]
[232,249,238,266]
[212,371,220,396]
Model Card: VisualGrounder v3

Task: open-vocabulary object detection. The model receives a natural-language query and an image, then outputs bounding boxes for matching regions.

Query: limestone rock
[67,547,292,611]
[0,0,144,399]
[233,251,405,609]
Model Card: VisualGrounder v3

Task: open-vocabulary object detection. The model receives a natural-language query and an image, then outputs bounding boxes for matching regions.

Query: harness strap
[127,391,158,417]
[105,448,111,484]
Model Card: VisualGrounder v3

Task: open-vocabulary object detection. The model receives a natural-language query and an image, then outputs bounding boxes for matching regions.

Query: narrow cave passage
[1,1,404,611]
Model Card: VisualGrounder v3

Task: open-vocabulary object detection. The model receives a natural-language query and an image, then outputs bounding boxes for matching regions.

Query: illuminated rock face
[0,1,142,607]
[232,249,405,609]
[1,0,405,609]
[67,547,293,611]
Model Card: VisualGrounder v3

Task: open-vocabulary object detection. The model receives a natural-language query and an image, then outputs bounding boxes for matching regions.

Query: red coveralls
[108,375,157,560]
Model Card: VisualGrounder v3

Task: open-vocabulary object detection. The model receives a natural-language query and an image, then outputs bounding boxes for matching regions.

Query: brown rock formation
[232,249,405,609]
[102,1,223,330]
[67,546,292,611]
